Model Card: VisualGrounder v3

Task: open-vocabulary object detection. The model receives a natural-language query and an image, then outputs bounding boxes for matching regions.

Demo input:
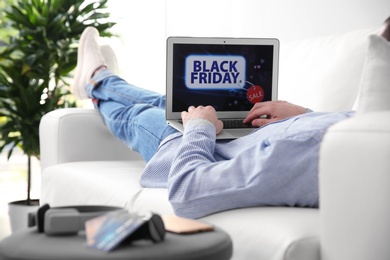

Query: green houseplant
[0,0,116,231]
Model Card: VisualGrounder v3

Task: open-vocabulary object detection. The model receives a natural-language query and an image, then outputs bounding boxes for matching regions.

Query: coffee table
[0,227,232,260]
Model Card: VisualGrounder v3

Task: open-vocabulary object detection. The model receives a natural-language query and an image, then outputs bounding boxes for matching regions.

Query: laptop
[166,36,279,139]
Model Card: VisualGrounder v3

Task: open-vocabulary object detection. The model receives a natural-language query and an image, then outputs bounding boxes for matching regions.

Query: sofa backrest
[278,28,375,112]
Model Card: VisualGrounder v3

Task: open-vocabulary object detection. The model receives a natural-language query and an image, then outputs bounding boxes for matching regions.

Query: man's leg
[73,27,177,162]
[89,70,177,162]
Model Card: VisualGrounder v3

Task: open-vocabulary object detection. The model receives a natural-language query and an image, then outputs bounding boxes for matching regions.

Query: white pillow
[279,29,373,112]
[356,35,390,113]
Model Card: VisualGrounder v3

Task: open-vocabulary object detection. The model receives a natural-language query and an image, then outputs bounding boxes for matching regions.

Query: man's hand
[181,106,224,135]
[243,101,307,127]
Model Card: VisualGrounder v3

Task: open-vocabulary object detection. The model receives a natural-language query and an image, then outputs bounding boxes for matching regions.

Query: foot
[72,27,107,99]
[378,16,390,41]
[100,44,119,75]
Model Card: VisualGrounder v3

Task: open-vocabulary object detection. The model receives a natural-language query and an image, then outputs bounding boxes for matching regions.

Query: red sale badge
[247,85,264,104]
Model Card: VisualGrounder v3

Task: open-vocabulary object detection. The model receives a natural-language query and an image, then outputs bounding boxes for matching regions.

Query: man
[72,18,389,218]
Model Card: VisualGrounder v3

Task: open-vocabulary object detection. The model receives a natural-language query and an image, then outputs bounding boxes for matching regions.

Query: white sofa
[39,28,390,260]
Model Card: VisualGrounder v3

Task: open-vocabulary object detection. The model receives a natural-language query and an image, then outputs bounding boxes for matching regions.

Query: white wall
[104,0,389,94]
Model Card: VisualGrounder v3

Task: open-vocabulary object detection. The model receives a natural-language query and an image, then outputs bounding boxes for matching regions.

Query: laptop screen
[166,37,279,119]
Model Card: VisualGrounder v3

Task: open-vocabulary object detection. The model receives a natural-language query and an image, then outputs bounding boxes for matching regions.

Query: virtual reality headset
[28,204,165,243]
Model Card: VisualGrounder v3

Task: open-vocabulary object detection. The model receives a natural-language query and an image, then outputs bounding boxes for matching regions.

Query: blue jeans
[86,69,178,162]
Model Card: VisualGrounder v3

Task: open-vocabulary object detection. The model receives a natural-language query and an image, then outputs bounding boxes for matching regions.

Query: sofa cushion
[357,35,390,113]
[203,207,320,260]
[279,28,374,112]
[129,187,175,215]
[41,161,146,207]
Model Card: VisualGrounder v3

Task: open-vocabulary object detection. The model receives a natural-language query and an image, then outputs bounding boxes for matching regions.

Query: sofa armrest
[39,108,143,170]
[319,111,390,260]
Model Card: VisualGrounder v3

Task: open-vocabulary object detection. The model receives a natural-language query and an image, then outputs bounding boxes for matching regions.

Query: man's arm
[166,101,317,218]
[167,116,320,218]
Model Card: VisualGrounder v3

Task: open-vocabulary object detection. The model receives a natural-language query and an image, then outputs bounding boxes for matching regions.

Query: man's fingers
[251,118,273,127]
[244,110,269,123]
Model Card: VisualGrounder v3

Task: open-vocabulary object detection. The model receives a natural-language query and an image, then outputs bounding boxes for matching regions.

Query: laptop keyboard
[221,119,256,129]
[179,119,255,129]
